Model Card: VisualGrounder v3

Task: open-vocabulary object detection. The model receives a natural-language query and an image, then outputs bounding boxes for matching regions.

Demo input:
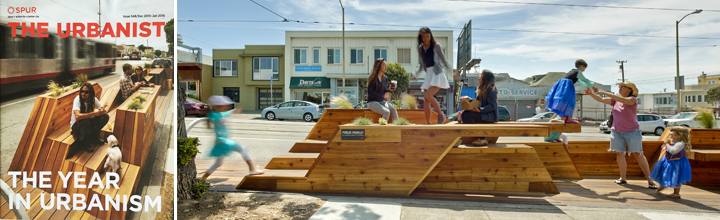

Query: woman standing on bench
[411,27,451,124]
[584,81,658,189]
[459,69,499,146]
[70,82,110,152]
[366,58,398,122]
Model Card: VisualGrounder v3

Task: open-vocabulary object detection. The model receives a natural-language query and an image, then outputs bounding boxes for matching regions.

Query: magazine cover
[0,0,175,219]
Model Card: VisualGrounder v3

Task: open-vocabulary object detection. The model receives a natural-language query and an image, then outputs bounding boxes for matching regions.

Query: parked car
[141,57,148,61]
[184,98,210,117]
[664,112,703,128]
[599,114,665,135]
[151,58,173,68]
[122,55,130,60]
[130,54,139,60]
[517,112,557,122]
[262,101,324,122]
[446,106,511,121]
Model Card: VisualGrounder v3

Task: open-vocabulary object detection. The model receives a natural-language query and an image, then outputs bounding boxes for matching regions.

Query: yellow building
[212,45,286,110]
[698,73,720,85]
[679,73,720,111]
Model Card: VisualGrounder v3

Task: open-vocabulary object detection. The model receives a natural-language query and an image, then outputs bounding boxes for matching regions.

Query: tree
[384,62,410,100]
[155,50,162,57]
[177,87,196,199]
[138,44,146,52]
[707,86,720,107]
[164,19,174,56]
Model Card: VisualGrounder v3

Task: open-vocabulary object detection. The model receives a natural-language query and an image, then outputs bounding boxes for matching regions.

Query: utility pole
[617,60,627,82]
[339,0,345,95]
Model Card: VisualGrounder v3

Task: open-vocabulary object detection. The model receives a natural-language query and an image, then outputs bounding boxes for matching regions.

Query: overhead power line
[248,0,293,22]
[447,0,720,12]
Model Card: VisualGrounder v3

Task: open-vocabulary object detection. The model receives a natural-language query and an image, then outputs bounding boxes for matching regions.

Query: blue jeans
[609,128,643,154]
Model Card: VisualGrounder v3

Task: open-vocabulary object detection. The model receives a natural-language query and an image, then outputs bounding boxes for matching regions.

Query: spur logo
[7,7,37,14]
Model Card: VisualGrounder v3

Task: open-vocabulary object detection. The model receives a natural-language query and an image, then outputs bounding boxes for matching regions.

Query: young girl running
[545,59,597,124]
[201,96,263,181]
[650,126,692,199]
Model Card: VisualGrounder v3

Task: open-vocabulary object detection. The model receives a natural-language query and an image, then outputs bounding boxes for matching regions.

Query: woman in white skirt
[412,27,451,124]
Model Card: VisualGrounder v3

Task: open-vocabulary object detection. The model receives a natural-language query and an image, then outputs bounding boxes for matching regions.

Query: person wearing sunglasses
[132,66,155,87]
[70,82,110,153]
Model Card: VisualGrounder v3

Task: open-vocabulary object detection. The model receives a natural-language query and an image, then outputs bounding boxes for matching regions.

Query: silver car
[261,101,324,122]
[517,112,557,122]
[599,114,665,136]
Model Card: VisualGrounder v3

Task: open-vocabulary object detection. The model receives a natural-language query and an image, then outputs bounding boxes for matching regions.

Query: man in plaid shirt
[120,63,141,101]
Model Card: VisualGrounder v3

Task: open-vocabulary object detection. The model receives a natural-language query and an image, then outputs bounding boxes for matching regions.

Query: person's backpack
[607,113,614,128]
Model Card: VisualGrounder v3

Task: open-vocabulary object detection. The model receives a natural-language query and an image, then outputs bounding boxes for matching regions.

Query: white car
[122,56,130,60]
[663,112,715,128]
[599,114,665,136]
[517,112,557,122]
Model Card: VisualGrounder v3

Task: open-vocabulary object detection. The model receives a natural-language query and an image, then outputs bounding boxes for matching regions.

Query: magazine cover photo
[0,0,175,219]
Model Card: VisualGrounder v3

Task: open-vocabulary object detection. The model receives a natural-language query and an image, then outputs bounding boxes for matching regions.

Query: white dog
[103,135,123,174]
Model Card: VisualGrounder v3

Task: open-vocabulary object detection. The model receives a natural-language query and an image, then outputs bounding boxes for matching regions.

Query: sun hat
[207,95,235,106]
[617,81,638,96]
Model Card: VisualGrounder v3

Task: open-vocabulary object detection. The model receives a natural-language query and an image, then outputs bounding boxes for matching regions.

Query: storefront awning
[290,77,331,89]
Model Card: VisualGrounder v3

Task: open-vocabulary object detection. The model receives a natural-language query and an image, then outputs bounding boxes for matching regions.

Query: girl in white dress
[412,27,451,124]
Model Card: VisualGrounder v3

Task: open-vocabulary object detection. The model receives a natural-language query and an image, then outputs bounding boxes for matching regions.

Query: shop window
[253,57,279,80]
[223,87,240,103]
[179,81,198,99]
[214,60,238,77]
[374,48,387,61]
[294,48,307,64]
[328,49,341,64]
[350,49,363,64]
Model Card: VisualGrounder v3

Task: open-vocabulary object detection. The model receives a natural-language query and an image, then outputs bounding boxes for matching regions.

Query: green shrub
[192,178,211,198]
[178,137,200,166]
[128,100,142,110]
[46,80,66,97]
[71,74,88,89]
[352,117,373,125]
[392,117,413,125]
[133,96,147,103]
[331,95,353,109]
[696,108,717,128]
[401,94,418,109]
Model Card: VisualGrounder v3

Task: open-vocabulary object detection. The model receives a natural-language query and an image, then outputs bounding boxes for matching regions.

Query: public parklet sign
[289,77,330,89]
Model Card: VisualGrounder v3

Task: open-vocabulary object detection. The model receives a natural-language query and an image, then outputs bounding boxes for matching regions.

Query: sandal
[615,178,627,184]
[666,193,681,199]
[648,182,659,189]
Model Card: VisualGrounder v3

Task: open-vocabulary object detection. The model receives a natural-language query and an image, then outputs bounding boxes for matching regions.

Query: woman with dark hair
[132,66,155,87]
[366,58,398,121]
[70,83,109,152]
[459,69,498,146]
[412,27,451,124]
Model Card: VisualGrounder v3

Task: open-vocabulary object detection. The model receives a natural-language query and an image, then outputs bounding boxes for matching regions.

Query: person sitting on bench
[132,66,155,87]
[70,82,110,153]
[366,58,398,122]
[459,69,498,146]
[120,63,142,101]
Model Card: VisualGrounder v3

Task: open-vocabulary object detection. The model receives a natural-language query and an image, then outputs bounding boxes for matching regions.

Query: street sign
[675,76,685,90]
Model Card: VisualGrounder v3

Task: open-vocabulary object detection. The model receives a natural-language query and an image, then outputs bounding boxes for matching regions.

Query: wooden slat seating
[1,175,97,219]
[418,143,558,194]
[566,140,664,176]
[496,140,583,180]
[113,86,161,168]
[87,162,141,220]
[2,80,165,219]
[682,128,720,186]
[238,123,561,195]
[458,121,582,145]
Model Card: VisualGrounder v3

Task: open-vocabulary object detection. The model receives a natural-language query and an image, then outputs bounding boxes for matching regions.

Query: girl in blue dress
[201,96,264,181]
[545,59,597,124]
[650,126,692,199]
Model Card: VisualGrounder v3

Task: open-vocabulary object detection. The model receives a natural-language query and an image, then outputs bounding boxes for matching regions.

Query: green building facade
[212,45,285,110]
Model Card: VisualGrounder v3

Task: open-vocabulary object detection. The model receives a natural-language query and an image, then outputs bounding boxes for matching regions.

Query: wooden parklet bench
[2,80,172,219]
[238,119,565,195]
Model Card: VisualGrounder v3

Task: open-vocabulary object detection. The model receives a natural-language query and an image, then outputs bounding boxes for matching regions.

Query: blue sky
[178,0,720,94]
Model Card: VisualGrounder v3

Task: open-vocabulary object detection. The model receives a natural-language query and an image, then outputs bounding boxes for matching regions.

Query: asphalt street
[0,60,150,175]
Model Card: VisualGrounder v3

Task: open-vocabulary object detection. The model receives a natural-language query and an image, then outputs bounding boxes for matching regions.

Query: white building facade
[284,31,454,112]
